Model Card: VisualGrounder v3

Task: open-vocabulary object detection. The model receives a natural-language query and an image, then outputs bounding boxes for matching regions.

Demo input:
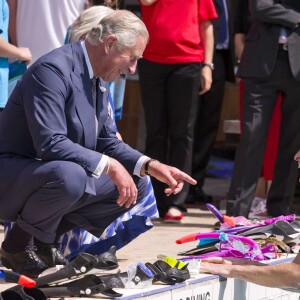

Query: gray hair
[69,6,114,43]
[87,10,149,51]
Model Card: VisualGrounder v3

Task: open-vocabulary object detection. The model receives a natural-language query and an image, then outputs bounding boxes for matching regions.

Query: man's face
[97,35,147,82]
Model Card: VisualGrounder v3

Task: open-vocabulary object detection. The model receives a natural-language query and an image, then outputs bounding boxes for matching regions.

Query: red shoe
[164,207,183,222]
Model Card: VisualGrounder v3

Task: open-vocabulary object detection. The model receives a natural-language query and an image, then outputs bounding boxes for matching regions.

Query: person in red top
[138,0,217,222]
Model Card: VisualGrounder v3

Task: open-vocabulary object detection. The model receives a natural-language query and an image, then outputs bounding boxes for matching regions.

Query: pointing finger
[178,173,197,185]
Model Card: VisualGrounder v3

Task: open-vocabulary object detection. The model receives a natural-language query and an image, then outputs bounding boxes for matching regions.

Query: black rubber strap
[144,159,158,176]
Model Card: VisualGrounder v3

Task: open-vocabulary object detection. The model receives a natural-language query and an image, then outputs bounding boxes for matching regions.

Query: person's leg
[60,175,148,238]
[261,95,282,184]
[58,176,158,258]
[0,159,87,276]
[14,162,87,242]
[138,59,170,216]
[191,51,226,202]
[267,53,300,216]
[254,178,267,199]
[249,95,282,217]
[166,62,201,210]
[226,77,279,217]
[2,224,33,253]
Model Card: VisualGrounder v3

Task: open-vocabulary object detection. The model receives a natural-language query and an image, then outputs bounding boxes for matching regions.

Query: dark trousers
[192,50,227,187]
[138,59,201,215]
[227,49,300,217]
[0,158,148,243]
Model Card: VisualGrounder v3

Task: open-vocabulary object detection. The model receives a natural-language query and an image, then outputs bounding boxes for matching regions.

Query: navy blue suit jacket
[0,42,143,196]
[237,0,300,81]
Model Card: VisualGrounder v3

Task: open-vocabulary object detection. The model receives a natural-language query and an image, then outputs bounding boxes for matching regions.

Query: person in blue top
[0,0,31,110]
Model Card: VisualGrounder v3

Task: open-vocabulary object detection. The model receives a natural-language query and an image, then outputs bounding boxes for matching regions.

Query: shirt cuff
[92,154,109,178]
[134,155,150,177]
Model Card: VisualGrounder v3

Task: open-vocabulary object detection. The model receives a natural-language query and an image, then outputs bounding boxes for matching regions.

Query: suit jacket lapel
[70,42,97,150]
[95,78,109,134]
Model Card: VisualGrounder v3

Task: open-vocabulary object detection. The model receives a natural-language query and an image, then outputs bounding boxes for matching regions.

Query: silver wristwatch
[202,63,214,70]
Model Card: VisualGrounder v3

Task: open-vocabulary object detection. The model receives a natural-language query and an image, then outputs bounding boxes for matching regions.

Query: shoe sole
[163,219,182,223]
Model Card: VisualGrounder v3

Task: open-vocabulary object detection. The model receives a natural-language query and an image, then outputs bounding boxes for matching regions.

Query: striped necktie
[91,77,97,111]
[91,77,98,135]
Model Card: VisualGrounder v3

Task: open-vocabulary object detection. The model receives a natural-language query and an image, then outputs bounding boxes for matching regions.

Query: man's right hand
[144,160,197,196]
[106,157,138,209]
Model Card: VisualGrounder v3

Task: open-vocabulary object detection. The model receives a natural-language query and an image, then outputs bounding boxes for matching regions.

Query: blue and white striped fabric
[60,176,158,259]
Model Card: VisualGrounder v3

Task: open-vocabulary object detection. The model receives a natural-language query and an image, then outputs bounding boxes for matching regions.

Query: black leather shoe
[35,243,68,267]
[0,247,49,278]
